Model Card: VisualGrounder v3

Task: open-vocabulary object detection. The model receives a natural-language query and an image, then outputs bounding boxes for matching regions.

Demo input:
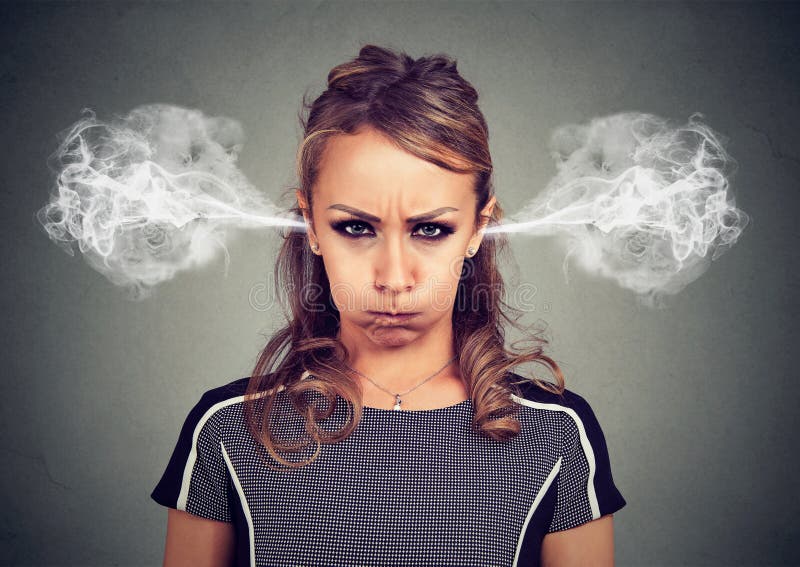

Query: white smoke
[35,106,749,308]
[34,104,305,300]
[486,112,750,308]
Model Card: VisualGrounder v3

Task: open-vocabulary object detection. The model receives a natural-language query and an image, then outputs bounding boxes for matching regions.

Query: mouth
[368,311,420,323]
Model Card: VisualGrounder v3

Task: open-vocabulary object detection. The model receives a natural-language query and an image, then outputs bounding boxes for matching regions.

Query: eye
[330,219,455,242]
[332,220,375,237]
[413,223,455,240]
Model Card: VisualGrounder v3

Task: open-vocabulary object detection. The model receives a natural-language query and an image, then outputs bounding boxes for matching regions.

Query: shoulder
[505,371,606,436]
[196,376,251,406]
[151,376,252,517]
[506,371,592,414]
[505,374,628,530]
[181,376,252,431]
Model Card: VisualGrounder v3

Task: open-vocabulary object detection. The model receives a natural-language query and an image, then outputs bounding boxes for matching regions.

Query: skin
[162,508,234,567]
[161,124,615,565]
[297,124,494,410]
[541,514,616,566]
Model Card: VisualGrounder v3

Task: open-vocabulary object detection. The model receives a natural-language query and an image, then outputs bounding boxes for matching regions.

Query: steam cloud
[35,106,749,307]
[485,112,750,308]
[34,104,304,300]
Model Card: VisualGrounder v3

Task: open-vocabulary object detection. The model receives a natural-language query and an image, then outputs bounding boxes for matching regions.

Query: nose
[373,236,416,294]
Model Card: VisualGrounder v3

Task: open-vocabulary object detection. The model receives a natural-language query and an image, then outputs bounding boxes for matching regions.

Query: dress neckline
[299,369,472,414]
[362,398,472,414]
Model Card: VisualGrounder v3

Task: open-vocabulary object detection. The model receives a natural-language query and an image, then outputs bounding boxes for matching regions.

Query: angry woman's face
[297,125,494,349]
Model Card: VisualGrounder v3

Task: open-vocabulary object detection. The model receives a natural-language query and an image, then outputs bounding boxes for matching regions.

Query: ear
[467,195,496,253]
[296,189,319,248]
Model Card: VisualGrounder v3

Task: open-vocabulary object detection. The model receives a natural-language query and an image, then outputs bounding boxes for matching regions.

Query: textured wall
[2,2,797,566]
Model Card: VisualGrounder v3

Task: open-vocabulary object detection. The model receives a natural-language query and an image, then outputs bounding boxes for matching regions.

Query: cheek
[321,255,370,309]
[431,251,466,282]
[424,259,465,310]
[322,253,365,286]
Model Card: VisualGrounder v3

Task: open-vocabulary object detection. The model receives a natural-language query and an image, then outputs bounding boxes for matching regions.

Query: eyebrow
[326,204,459,223]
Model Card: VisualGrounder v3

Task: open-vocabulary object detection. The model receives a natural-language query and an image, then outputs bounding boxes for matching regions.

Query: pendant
[393,395,402,411]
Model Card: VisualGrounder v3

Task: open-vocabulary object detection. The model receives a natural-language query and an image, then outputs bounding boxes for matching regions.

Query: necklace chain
[343,355,458,411]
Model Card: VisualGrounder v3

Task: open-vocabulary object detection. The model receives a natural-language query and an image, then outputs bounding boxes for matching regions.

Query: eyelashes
[330,218,456,242]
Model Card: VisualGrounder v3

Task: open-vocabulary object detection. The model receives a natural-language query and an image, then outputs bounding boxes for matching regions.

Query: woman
[152,44,626,566]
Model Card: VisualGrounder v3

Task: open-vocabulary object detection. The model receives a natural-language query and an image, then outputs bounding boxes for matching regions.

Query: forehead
[314,127,475,209]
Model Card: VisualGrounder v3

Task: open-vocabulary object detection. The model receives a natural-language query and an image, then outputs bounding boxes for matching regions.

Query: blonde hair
[244,44,565,469]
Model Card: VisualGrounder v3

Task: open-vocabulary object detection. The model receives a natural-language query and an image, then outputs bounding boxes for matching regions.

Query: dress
[151,371,626,566]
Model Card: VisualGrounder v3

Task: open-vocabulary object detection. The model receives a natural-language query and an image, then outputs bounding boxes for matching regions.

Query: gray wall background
[2,1,798,566]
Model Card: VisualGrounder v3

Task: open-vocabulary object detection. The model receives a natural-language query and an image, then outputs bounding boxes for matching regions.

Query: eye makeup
[330,217,456,242]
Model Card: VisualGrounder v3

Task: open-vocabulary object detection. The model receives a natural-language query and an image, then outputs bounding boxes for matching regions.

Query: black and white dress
[151,371,626,566]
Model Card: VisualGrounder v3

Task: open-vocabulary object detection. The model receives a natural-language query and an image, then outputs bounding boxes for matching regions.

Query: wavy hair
[244,44,565,469]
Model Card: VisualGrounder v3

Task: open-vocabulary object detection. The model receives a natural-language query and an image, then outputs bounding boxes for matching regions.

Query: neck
[335,322,458,392]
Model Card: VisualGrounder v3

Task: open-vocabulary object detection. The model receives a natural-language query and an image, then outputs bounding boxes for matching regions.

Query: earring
[467,247,476,256]
[311,243,319,253]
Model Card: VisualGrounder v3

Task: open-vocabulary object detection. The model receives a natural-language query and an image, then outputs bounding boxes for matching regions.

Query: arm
[152,390,240,566]
[540,514,615,567]
[163,508,236,567]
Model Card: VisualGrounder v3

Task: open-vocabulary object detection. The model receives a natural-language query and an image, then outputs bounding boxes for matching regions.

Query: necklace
[343,355,458,411]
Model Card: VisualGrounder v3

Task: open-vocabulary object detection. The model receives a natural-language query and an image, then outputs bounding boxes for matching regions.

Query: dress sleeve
[150,392,233,523]
[547,391,626,533]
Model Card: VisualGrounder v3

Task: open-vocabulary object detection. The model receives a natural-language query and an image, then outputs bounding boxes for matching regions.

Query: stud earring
[311,243,319,253]
[467,247,476,256]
